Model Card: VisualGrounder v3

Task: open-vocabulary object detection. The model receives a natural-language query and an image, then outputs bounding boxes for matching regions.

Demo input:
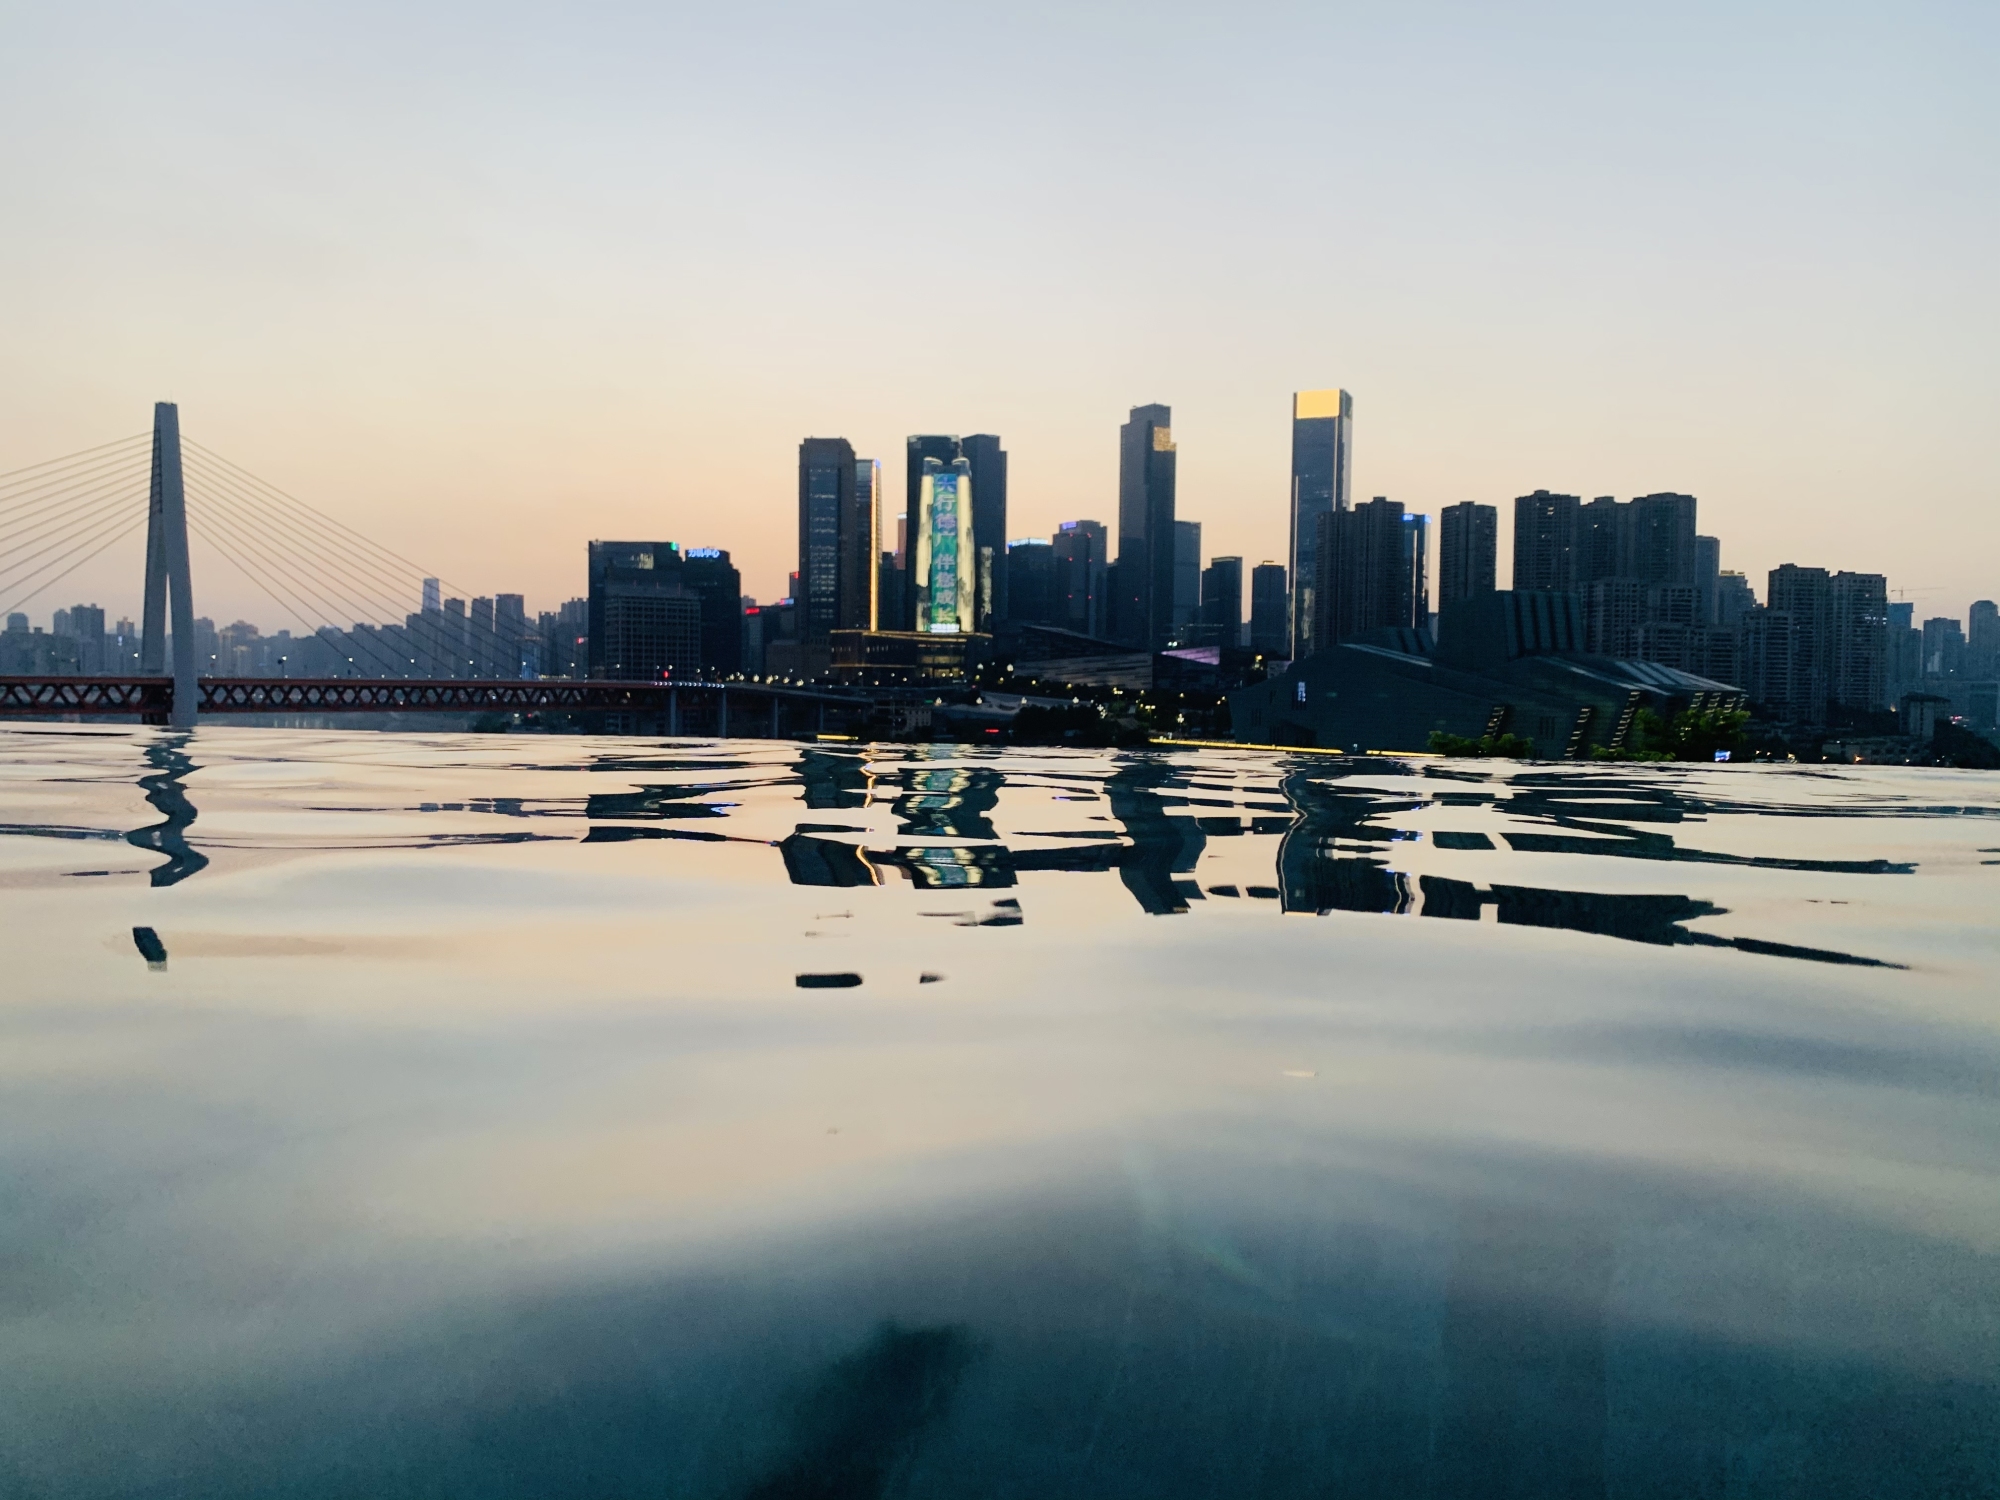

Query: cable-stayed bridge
[0,403,862,733]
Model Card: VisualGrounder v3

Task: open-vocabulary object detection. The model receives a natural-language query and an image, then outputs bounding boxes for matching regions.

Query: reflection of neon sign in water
[916,463,976,635]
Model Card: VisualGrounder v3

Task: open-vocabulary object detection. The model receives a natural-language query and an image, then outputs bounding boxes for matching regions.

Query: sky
[1,0,1995,630]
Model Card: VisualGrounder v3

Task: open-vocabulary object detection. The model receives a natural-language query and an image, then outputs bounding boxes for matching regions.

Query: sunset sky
[2,1,1994,628]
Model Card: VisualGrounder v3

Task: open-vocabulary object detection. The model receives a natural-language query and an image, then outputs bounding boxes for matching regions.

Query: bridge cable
[182,474,442,655]
[0,433,149,491]
[178,489,422,678]
[0,445,152,524]
[181,455,472,631]
[181,455,438,625]
[0,509,152,621]
[0,484,146,563]
[184,440,477,603]
[181,464,511,679]
[0,489,150,595]
[180,479,441,680]
[183,513,410,677]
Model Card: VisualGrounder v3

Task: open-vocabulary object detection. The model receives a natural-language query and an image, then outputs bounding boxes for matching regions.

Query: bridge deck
[0,677,866,719]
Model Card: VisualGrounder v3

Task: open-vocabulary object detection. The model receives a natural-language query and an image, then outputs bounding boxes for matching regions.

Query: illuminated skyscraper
[1288,389,1352,658]
[1115,403,1177,651]
[903,436,962,630]
[914,456,977,634]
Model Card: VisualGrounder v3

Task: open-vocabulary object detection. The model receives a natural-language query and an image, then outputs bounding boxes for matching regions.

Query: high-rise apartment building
[1115,404,1177,651]
[798,438,857,657]
[1886,600,1923,706]
[1624,493,1701,587]
[1828,571,1888,715]
[1437,503,1498,615]
[1695,536,1722,623]
[1969,599,1999,678]
[1201,556,1243,647]
[1250,562,1289,657]
[1922,617,1965,679]
[1313,498,1427,646]
[1716,571,1755,626]
[1766,565,1832,723]
[1287,389,1352,659]
[1513,491,1581,593]
[469,596,496,676]
[1052,520,1108,637]
[960,435,1008,629]
[1172,520,1202,639]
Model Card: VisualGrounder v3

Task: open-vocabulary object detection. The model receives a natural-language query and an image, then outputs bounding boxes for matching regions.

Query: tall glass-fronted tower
[1115,404,1177,651]
[1288,389,1352,659]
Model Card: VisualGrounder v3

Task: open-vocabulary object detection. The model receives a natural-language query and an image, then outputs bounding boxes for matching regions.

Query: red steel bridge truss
[0,677,871,733]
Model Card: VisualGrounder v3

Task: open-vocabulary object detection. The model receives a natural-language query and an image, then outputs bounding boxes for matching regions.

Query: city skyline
[1,5,1992,628]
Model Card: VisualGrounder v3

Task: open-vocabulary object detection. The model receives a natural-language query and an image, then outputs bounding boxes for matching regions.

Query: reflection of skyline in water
[2,726,1998,1496]
[0,730,1977,967]
[753,750,1940,966]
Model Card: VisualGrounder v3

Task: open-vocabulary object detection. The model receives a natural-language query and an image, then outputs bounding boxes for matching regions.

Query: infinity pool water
[2,724,1997,1498]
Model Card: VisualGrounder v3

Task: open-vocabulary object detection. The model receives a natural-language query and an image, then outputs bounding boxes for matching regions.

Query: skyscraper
[1922,616,1965,678]
[1007,538,1057,627]
[1288,389,1352,659]
[1624,493,1700,587]
[1968,599,1999,678]
[904,436,962,630]
[850,458,882,632]
[1249,562,1289,658]
[1695,536,1722,623]
[1201,556,1243,647]
[1314,499,1427,646]
[1577,496,1624,586]
[587,541,703,680]
[1115,404,1177,651]
[681,548,745,675]
[960,435,1008,628]
[1052,520,1108,637]
[1513,491,1581,593]
[1767,564,1833,723]
[1172,519,1202,639]
[1716,571,1756,626]
[1437,502,1498,615]
[913,456,976,634]
[798,437,857,656]
[1828,571,1888,715]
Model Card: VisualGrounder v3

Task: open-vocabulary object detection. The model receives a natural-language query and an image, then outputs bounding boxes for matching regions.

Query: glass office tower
[1115,404,1177,651]
[798,438,856,653]
[1288,389,1352,658]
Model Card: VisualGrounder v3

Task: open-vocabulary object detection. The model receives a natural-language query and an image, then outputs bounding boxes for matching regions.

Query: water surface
[2,725,1998,1498]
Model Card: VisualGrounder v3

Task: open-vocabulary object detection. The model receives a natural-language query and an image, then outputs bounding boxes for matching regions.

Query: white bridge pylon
[138,402,197,728]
